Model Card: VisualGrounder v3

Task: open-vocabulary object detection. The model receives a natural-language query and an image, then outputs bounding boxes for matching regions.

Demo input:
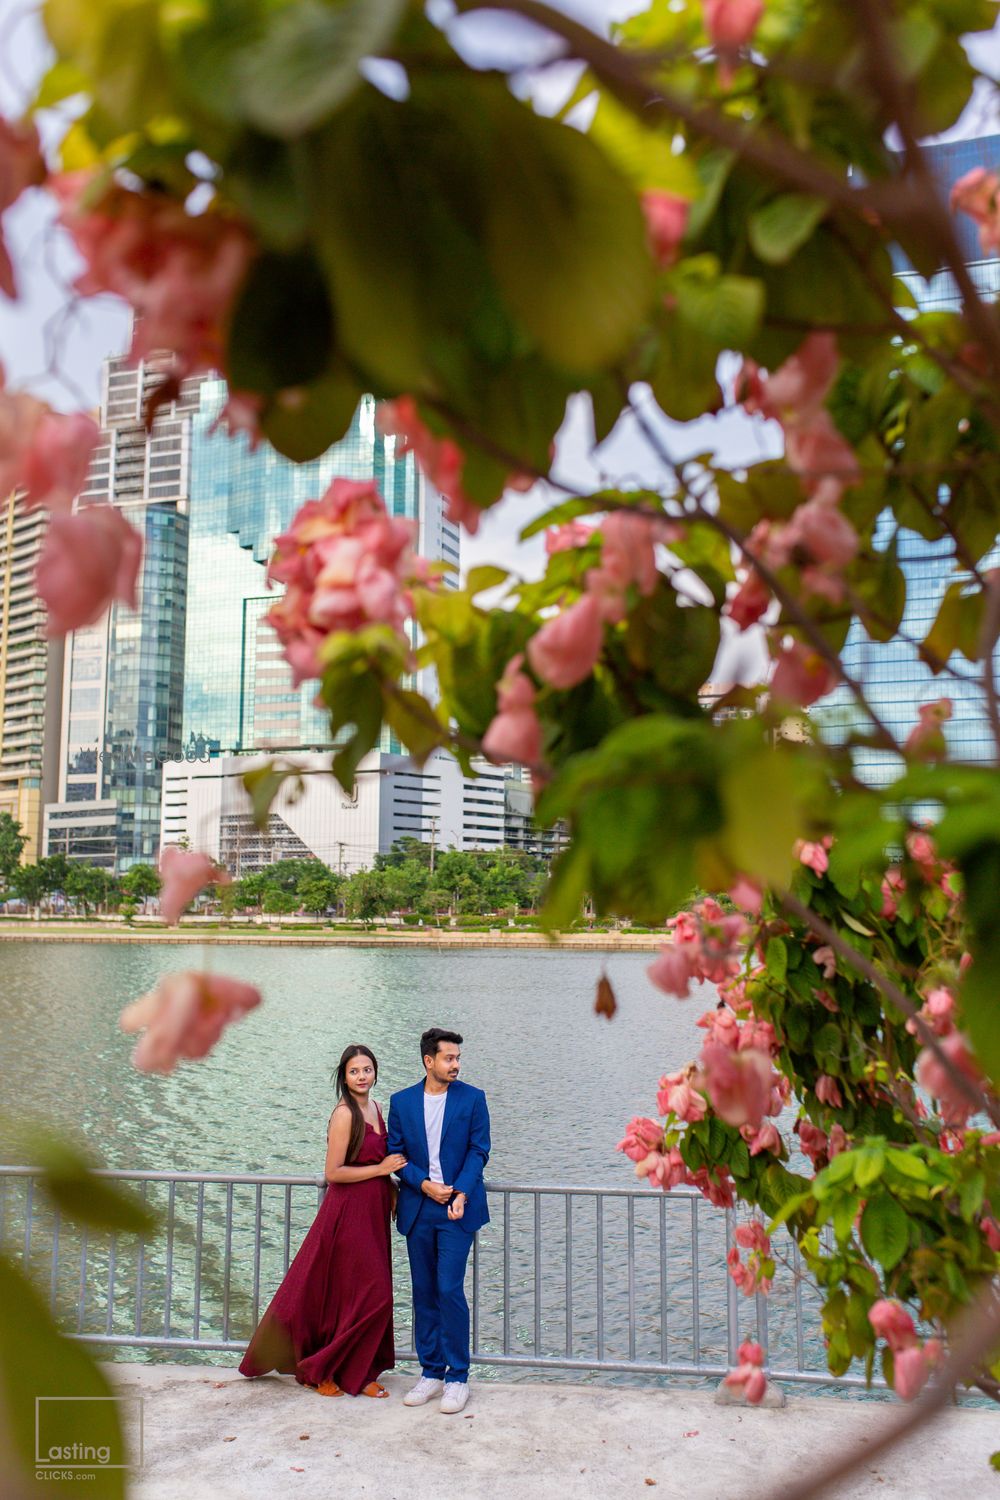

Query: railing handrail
[0,1164,702,1197]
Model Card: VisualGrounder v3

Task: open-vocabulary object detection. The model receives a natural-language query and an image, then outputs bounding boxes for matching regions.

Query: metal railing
[0,1165,876,1391]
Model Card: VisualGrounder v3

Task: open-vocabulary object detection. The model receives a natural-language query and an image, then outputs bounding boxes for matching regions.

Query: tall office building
[45,355,460,871]
[818,135,1000,782]
[0,494,64,861]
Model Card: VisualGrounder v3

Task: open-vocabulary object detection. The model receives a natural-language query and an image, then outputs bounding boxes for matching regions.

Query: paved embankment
[101,1363,997,1500]
[0,922,664,950]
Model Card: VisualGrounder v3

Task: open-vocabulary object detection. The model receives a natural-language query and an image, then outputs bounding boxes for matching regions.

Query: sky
[0,0,997,687]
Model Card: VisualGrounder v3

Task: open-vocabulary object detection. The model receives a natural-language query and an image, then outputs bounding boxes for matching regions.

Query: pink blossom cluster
[119,970,262,1074]
[545,519,597,554]
[727,1219,773,1296]
[797,1118,848,1169]
[0,115,46,298]
[868,1300,943,1402]
[950,167,1000,257]
[158,847,231,926]
[647,900,750,999]
[698,1041,778,1130]
[795,836,832,875]
[904,698,952,760]
[722,1340,768,1404]
[52,175,255,379]
[586,510,678,624]
[526,593,604,690]
[640,191,689,268]
[482,653,544,767]
[905,986,955,1041]
[0,368,100,514]
[264,477,425,686]
[916,1030,984,1130]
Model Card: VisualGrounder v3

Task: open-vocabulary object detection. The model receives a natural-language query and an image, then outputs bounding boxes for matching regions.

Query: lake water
[0,942,850,1392]
[0,941,708,1179]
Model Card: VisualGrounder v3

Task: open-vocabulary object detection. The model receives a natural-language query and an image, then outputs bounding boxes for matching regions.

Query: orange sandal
[361,1382,389,1399]
[315,1380,344,1397]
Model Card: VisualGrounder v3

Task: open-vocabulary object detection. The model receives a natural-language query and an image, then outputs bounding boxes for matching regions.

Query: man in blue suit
[387,1026,490,1414]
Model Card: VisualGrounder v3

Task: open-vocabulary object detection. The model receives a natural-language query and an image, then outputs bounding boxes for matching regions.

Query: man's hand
[447,1191,467,1221]
[421,1180,453,1204]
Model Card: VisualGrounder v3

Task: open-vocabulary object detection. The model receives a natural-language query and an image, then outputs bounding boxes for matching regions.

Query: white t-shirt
[423,1089,448,1184]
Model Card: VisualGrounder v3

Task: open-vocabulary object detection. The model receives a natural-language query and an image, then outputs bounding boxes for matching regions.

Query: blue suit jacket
[387,1079,491,1237]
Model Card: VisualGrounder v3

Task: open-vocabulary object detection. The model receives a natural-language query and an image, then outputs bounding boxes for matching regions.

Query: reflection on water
[0,942,869,1394]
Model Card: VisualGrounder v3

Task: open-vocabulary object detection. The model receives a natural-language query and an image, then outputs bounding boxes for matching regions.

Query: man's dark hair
[421,1027,463,1062]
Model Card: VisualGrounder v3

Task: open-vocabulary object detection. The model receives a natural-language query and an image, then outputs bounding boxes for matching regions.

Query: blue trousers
[405,1200,474,1383]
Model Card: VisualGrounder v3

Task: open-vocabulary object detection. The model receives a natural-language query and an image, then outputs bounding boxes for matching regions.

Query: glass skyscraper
[47,355,460,871]
[819,135,1000,784]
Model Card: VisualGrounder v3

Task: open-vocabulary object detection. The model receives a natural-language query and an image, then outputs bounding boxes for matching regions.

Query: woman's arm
[324,1106,406,1184]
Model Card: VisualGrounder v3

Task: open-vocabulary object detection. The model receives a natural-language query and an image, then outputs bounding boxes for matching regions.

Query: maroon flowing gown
[238,1110,395,1395]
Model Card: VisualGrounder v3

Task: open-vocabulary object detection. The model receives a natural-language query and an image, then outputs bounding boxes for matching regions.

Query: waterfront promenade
[0,918,664,950]
[109,1363,996,1500]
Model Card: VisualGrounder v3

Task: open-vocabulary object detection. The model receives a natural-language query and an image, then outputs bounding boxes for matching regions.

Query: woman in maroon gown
[239,1044,405,1397]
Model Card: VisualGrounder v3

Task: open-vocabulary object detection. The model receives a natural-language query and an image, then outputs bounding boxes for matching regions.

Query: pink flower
[699,1042,773,1129]
[211,391,265,449]
[950,166,1000,256]
[265,476,425,681]
[735,1220,770,1255]
[661,1079,708,1123]
[813,945,836,980]
[783,494,858,568]
[18,410,100,512]
[159,847,231,927]
[545,520,597,555]
[698,1006,741,1049]
[738,1019,777,1055]
[868,1300,918,1352]
[727,568,771,630]
[728,876,763,913]
[641,191,689,268]
[0,115,46,298]
[796,839,829,876]
[36,504,143,637]
[906,829,938,880]
[378,397,490,533]
[784,411,860,490]
[746,1121,781,1156]
[755,333,840,419]
[526,594,603,690]
[982,1217,1000,1253]
[771,642,838,707]
[906,987,955,1040]
[797,1118,828,1167]
[616,1116,664,1163]
[905,699,952,761]
[880,866,904,919]
[119,970,262,1073]
[702,0,765,80]
[482,654,544,766]
[687,1166,737,1208]
[815,1074,843,1108]
[892,1345,941,1402]
[723,1339,767,1403]
[647,941,699,999]
[635,1146,687,1190]
[585,510,672,622]
[828,1123,848,1157]
[916,1032,983,1129]
[52,174,254,379]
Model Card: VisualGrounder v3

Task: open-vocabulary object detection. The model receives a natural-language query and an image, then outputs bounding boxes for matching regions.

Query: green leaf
[860,1193,909,1271]
[959,1170,986,1221]
[484,93,655,372]
[227,249,334,396]
[383,689,444,766]
[623,578,720,702]
[958,839,1000,1087]
[242,760,306,831]
[520,495,599,542]
[720,748,804,888]
[466,566,509,597]
[241,0,407,138]
[588,92,700,196]
[854,1146,886,1190]
[262,369,362,463]
[833,1192,860,1245]
[765,936,788,983]
[748,194,828,265]
[922,580,984,669]
[15,1132,159,1236]
[885,1148,931,1181]
[674,263,764,352]
[0,1255,127,1498]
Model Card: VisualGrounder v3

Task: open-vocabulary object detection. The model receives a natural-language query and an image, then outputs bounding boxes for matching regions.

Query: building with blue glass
[817,135,1000,784]
[45,356,460,870]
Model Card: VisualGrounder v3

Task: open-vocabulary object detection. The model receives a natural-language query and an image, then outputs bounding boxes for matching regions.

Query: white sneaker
[440,1381,469,1414]
[403,1376,444,1406]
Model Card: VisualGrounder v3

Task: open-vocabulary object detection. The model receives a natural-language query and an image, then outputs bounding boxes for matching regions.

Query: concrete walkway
[104,1363,997,1500]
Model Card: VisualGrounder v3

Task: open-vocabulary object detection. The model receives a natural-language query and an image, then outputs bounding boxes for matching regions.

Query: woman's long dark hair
[333,1045,378,1164]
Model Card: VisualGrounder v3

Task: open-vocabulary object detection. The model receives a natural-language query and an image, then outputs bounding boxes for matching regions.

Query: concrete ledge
[98,1362,997,1500]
